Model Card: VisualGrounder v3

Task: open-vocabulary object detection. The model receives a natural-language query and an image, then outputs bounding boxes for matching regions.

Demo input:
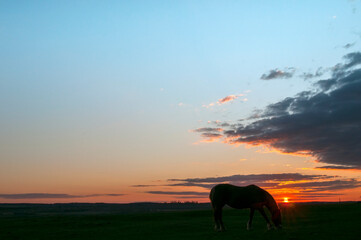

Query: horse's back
[210,184,270,209]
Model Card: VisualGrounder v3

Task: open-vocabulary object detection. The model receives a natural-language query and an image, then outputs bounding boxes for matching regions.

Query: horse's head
[271,208,282,229]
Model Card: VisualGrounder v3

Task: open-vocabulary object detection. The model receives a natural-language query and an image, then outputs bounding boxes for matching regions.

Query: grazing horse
[210,184,281,231]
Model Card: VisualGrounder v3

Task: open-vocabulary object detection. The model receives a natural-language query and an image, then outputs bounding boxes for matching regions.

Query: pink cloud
[203,93,246,108]
[218,95,239,104]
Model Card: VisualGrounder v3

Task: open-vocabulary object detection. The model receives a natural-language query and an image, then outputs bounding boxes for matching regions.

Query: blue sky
[1,0,361,203]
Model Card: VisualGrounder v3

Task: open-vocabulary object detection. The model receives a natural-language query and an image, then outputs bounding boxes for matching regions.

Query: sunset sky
[1,0,361,204]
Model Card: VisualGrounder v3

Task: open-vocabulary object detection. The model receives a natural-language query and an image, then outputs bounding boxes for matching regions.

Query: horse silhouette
[210,184,281,231]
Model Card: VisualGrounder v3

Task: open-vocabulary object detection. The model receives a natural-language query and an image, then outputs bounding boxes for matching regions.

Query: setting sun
[283,197,289,203]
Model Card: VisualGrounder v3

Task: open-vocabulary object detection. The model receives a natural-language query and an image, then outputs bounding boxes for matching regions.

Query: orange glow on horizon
[283,197,289,203]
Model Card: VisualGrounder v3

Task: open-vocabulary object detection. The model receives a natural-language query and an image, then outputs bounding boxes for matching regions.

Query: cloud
[140,173,360,200]
[130,184,158,187]
[102,194,124,196]
[195,52,361,168]
[331,52,361,78]
[277,179,361,191]
[167,173,335,190]
[167,182,216,189]
[146,191,209,196]
[315,165,360,170]
[192,128,223,133]
[191,127,224,143]
[169,173,331,184]
[260,68,295,80]
[203,94,247,108]
[0,193,124,199]
[300,67,325,80]
[200,133,223,138]
[343,42,355,49]
[344,52,361,68]
[219,95,240,104]
[198,133,223,143]
[207,120,234,127]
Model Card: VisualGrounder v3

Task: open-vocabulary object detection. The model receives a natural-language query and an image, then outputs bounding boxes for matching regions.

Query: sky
[1,0,361,204]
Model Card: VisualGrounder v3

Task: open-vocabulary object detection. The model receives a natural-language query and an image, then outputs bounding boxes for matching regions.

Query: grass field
[1,203,360,240]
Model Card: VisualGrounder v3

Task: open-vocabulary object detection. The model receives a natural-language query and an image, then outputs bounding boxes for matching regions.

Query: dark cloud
[332,52,361,77]
[192,128,223,142]
[343,42,355,49]
[103,194,124,197]
[218,122,232,127]
[208,120,236,128]
[167,173,337,191]
[315,79,338,91]
[0,193,124,199]
[169,173,331,184]
[167,182,216,189]
[192,128,223,133]
[130,184,158,187]
[342,52,361,70]
[315,165,359,170]
[146,191,209,196]
[167,174,327,190]
[194,52,361,168]
[200,133,223,138]
[260,68,295,80]
[168,181,283,190]
[301,67,325,80]
[141,173,360,200]
[275,179,361,191]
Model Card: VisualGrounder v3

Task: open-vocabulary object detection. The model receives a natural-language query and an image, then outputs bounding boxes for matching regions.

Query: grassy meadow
[0,203,360,240]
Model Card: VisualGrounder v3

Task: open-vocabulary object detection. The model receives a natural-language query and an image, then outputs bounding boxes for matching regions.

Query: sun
[283,197,289,203]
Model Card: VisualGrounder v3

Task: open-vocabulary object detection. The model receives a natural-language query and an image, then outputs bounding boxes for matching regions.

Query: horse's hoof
[214,226,223,232]
[267,223,272,230]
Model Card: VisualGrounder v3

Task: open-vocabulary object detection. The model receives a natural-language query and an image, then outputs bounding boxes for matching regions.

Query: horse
[209,184,282,232]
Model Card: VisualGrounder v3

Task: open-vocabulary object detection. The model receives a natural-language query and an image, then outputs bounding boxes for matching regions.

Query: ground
[0,203,360,240]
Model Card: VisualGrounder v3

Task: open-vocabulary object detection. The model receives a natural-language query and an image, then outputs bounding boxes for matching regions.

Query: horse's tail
[209,186,215,208]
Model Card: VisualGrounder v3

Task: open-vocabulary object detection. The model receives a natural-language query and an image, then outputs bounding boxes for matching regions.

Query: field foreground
[0,202,360,240]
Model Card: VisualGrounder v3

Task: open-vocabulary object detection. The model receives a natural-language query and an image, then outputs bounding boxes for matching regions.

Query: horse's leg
[247,208,255,230]
[218,207,226,232]
[258,207,272,230]
[213,207,221,231]
[213,207,225,232]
